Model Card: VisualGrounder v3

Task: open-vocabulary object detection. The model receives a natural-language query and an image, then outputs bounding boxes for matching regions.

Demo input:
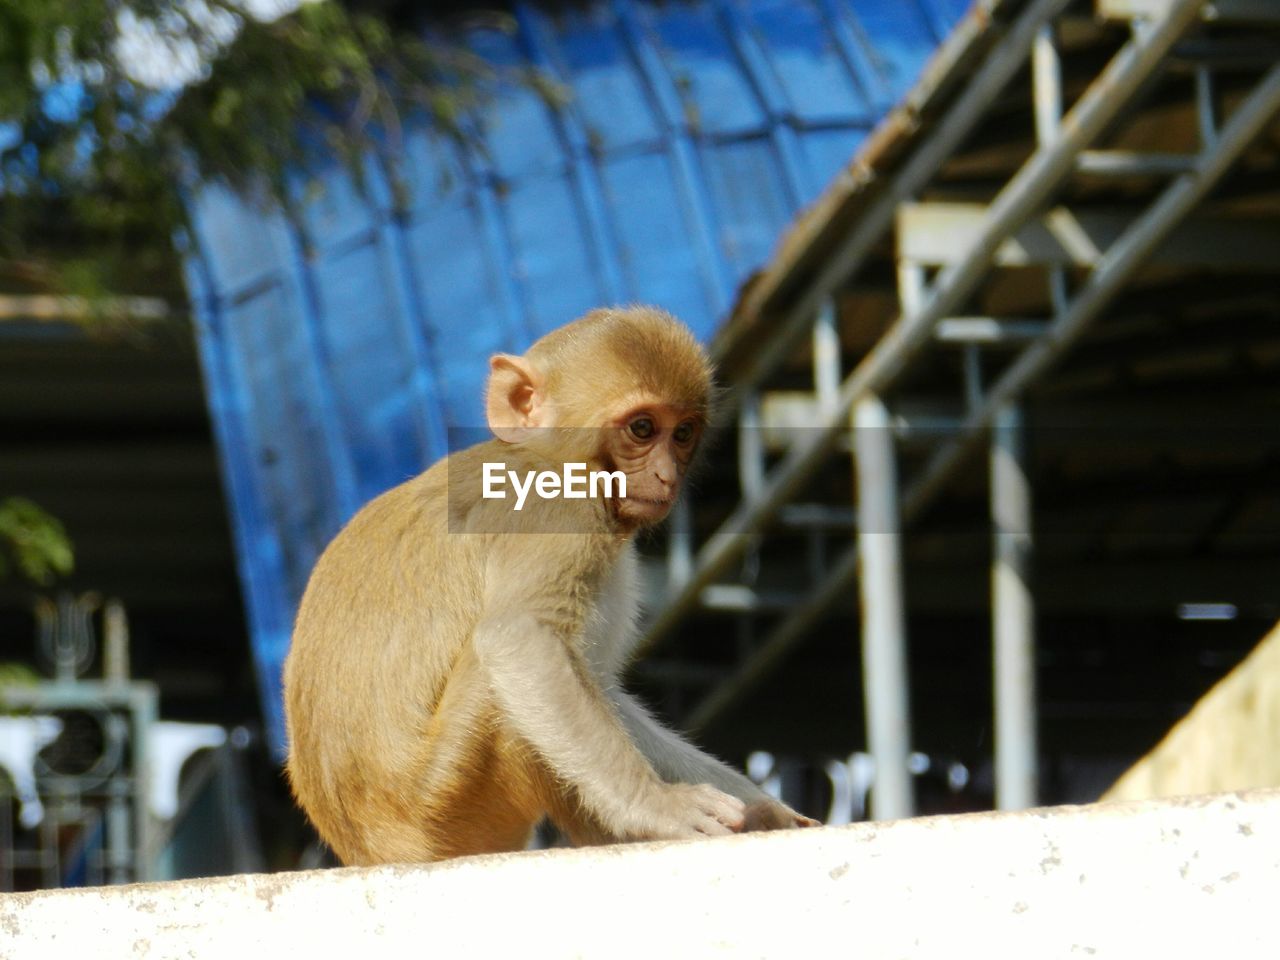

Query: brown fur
[284,306,814,865]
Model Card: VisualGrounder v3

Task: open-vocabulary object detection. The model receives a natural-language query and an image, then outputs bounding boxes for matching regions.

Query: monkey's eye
[673,421,696,444]
[629,418,656,441]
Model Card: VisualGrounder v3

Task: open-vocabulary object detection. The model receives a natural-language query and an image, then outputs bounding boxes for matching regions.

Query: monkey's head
[486,306,713,529]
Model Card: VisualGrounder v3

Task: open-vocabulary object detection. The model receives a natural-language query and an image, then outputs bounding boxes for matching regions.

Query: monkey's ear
[486,354,547,443]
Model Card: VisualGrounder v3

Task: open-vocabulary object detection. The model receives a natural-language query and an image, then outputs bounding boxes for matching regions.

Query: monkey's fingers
[645,783,745,839]
[689,784,746,833]
[693,817,736,837]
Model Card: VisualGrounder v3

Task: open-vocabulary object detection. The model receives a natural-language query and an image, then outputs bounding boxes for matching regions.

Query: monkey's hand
[630,782,746,840]
[742,799,821,832]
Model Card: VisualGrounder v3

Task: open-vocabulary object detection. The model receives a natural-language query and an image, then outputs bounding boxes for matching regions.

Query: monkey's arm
[610,690,819,830]
[471,611,745,840]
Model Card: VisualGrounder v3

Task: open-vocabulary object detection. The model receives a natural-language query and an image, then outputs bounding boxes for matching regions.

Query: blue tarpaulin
[183,0,966,757]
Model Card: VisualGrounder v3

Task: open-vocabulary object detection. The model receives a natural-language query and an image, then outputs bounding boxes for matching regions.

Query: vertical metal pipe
[963,345,983,415]
[813,299,841,416]
[1195,66,1218,147]
[107,790,132,885]
[854,396,914,820]
[897,261,926,316]
[739,391,766,500]
[1032,24,1062,146]
[103,599,130,686]
[991,404,1037,810]
[1048,265,1069,317]
[0,794,11,890]
[667,496,694,591]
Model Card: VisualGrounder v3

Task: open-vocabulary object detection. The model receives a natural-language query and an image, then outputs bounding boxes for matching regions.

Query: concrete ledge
[3,790,1277,959]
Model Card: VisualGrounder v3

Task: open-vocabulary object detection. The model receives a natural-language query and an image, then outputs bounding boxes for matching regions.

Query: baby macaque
[284,306,816,864]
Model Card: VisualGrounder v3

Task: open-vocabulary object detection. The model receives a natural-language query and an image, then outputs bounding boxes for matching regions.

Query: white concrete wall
[1107,622,1280,801]
[2,789,1278,959]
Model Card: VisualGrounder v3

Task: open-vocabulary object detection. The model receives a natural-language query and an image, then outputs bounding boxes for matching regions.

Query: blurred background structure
[2,0,1279,886]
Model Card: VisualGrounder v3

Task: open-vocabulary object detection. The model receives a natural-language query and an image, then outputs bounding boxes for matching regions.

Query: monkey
[283,306,817,865]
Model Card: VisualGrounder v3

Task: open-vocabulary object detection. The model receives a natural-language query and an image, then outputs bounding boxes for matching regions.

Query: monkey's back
[283,453,495,861]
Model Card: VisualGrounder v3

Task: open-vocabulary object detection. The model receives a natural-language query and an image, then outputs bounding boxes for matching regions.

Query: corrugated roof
[183,0,968,755]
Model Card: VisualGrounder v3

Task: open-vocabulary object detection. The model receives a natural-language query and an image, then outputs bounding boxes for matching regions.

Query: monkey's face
[606,403,702,527]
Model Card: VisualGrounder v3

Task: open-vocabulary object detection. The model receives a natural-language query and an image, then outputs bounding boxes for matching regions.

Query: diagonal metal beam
[686,61,1280,732]
[901,61,1280,519]
[637,0,1206,660]
[719,0,1073,401]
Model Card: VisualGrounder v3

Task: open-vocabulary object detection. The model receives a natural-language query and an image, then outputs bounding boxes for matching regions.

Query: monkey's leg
[373,649,545,863]
[535,775,620,848]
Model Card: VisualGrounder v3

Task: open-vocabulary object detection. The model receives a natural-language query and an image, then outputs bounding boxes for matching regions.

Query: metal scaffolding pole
[991,404,1037,810]
[854,396,914,821]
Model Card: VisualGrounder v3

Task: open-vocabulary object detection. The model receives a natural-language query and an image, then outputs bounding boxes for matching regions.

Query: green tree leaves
[0,0,497,301]
[0,497,74,584]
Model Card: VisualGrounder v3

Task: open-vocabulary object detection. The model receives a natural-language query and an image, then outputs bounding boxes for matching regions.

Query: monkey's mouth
[616,496,675,521]
[625,497,674,511]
